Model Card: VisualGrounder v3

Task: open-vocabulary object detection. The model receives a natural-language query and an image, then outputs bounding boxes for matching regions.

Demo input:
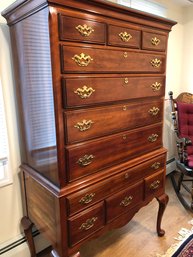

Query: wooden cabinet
[2,1,176,256]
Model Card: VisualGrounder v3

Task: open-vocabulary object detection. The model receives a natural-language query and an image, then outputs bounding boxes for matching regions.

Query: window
[0,78,12,187]
[118,0,166,17]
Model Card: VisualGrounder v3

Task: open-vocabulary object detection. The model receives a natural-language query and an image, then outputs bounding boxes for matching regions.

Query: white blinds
[118,0,166,17]
[0,78,8,181]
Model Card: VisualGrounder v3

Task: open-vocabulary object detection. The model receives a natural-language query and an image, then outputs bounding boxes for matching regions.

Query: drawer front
[61,45,166,73]
[59,15,106,44]
[106,181,143,222]
[63,76,165,108]
[108,25,141,48]
[65,99,163,144]
[66,153,166,215]
[145,170,164,198]
[142,32,167,52]
[68,203,105,246]
[66,123,163,181]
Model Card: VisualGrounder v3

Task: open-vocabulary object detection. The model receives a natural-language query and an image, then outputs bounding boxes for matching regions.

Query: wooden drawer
[66,123,163,181]
[61,45,166,73]
[106,181,143,222]
[59,15,106,44]
[63,76,165,108]
[65,99,163,144]
[108,25,141,48]
[66,153,166,215]
[145,170,164,198]
[142,32,167,52]
[68,203,105,247]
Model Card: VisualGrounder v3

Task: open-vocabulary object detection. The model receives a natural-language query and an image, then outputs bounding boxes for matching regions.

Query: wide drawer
[142,32,167,52]
[144,170,164,198]
[66,153,166,215]
[66,123,163,181]
[108,25,141,48]
[59,15,106,44]
[63,76,165,108]
[106,181,143,222]
[65,99,163,144]
[68,202,105,247]
[61,45,166,73]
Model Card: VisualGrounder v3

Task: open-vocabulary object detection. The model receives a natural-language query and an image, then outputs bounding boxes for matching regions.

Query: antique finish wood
[2,0,176,256]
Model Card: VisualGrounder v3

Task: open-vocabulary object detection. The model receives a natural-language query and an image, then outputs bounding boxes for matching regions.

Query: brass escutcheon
[123,106,127,111]
[74,119,94,132]
[76,24,94,37]
[151,162,161,170]
[119,31,132,42]
[151,58,162,68]
[124,78,129,84]
[120,196,133,207]
[74,85,95,99]
[77,154,94,167]
[148,107,160,116]
[79,193,95,205]
[122,134,127,140]
[150,180,160,190]
[72,53,93,67]
[123,52,128,58]
[151,82,162,91]
[79,217,98,231]
[148,134,158,142]
[151,37,161,46]
[124,173,129,179]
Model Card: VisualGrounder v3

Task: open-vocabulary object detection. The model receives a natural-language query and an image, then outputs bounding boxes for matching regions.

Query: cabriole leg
[156,193,169,237]
[21,216,36,257]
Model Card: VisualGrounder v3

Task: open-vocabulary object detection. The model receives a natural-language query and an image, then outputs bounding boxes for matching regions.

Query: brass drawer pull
[74,119,94,132]
[148,107,160,116]
[76,24,94,37]
[124,78,129,84]
[151,58,162,68]
[119,32,132,42]
[148,134,158,142]
[120,196,133,207]
[150,180,160,190]
[74,85,95,99]
[79,193,95,205]
[72,53,93,67]
[77,154,94,167]
[123,52,128,58]
[151,162,161,170]
[151,82,162,91]
[151,37,160,46]
[79,217,98,231]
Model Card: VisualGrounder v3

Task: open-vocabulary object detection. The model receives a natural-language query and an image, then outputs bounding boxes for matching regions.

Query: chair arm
[176,137,192,147]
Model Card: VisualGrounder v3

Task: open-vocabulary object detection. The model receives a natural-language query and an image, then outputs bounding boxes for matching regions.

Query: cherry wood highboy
[2,1,176,256]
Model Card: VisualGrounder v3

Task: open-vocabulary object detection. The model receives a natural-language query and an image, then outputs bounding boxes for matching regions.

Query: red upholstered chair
[169,91,193,211]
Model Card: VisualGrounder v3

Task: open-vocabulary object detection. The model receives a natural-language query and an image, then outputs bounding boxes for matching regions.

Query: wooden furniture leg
[156,193,169,237]
[51,250,80,257]
[21,216,36,257]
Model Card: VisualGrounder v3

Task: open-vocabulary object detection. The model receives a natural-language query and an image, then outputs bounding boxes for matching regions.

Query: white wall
[0,0,191,256]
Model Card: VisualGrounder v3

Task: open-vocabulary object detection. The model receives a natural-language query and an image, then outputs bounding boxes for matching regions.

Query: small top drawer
[142,32,167,52]
[59,15,106,44]
[108,25,141,48]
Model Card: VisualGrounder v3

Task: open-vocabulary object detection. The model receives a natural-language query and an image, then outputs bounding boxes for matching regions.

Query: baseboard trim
[166,158,176,175]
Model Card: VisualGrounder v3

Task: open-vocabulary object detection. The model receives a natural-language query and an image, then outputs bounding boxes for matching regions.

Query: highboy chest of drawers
[2,0,176,256]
